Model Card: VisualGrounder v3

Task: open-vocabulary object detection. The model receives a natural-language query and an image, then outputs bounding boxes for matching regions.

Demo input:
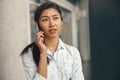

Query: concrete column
[77,0,91,80]
[0,0,30,80]
[78,0,90,62]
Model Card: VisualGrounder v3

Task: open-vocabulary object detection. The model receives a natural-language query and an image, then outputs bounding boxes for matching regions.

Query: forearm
[37,52,47,79]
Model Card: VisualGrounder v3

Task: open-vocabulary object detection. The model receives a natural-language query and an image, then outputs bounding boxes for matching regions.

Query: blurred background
[90,0,120,80]
[0,0,120,80]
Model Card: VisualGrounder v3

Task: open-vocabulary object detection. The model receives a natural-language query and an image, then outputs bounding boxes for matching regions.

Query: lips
[49,28,57,34]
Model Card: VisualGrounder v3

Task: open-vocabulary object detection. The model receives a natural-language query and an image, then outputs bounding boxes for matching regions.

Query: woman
[21,1,84,80]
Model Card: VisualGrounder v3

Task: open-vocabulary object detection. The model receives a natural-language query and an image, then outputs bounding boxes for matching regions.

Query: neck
[44,37,59,55]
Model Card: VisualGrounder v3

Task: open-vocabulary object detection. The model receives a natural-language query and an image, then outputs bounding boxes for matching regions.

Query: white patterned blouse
[22,38,84,80]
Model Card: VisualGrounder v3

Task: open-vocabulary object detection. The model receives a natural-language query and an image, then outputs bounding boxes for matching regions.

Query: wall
[0,0,30,80]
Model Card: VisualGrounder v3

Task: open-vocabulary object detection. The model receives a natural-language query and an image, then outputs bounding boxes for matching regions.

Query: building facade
[0,0,90,80]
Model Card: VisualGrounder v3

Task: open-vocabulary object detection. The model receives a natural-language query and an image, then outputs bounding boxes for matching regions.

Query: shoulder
[63,43,82,65]
[64,43,80,56]
[21,42,35,56]
[21,42,40,66]
[21,43,35,63]
[21,43,37,68]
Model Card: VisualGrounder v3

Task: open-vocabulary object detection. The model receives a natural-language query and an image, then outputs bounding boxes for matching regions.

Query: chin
[49,34,58,38]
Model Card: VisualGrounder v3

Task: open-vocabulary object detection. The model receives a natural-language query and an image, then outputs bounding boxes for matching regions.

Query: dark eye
[54,17,59,20]
[42,19,48,22]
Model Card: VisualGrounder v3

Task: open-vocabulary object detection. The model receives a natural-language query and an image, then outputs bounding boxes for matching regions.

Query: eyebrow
[40,16,48,19]
[52,14,59,17]
[40,14,60,19]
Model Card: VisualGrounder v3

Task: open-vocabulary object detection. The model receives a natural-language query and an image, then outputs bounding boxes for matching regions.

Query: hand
[35,31,47,53]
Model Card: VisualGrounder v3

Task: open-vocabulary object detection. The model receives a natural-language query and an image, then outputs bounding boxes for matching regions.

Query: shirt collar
[57,38,65,50]
[47,38,65,57]
[47,38,65,60]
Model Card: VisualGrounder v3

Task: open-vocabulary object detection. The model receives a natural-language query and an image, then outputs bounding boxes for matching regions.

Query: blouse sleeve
[70,48,84,80]
[22,48,47,80]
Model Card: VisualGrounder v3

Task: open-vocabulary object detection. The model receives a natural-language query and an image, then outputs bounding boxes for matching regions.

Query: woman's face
[38,8,62,38]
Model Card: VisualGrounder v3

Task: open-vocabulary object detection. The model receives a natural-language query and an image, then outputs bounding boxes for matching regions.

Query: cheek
[58,24,62,32]
[59,21,63,29]
[39,22,47,31]
[58,20,62,25]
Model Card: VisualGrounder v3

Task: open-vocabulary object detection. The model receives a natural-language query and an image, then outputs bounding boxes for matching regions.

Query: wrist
[40,51,47,57]
[40,50,47,54]
[39,52,47,61]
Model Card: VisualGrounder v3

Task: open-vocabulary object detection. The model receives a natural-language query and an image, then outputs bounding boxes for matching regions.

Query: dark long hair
[21,43,40,66]
[21,1,62,66]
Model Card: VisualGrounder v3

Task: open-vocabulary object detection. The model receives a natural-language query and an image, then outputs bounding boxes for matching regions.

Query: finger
[36,32,45,42]
[36,31,44,36]
[35,35,44,46]
[36,33,44,40]
[40,37,44,42]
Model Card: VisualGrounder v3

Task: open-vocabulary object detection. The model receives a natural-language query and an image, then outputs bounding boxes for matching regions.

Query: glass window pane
[30,4,38,42]
[60,8,72,45]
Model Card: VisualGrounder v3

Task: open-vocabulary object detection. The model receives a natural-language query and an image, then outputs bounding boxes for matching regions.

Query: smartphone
[35,25,45,43]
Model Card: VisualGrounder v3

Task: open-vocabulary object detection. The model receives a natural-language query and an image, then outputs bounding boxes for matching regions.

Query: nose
[49,18,55,27]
